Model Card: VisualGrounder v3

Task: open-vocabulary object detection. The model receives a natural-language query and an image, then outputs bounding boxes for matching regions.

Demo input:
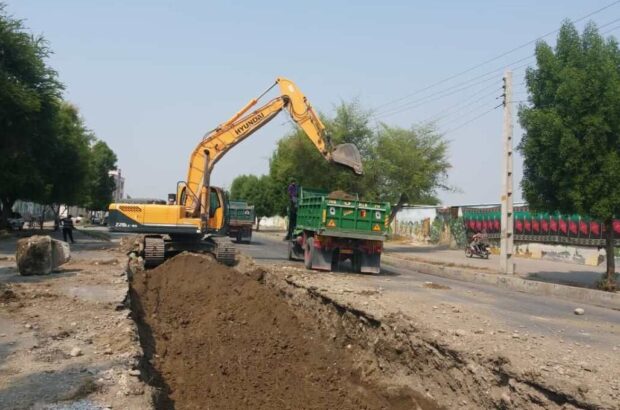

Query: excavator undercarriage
[142,235,236,268]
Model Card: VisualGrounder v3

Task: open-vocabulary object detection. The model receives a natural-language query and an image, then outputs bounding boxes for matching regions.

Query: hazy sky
[7,0,620,205]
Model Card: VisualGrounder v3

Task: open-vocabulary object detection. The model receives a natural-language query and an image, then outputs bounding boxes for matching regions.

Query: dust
[130,253,429,410]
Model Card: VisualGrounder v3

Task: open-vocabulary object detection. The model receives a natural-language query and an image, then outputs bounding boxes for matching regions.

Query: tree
[369,123,450,204]
[0,4,63,226]
[518,21,620,290]
[269,101,451,213]
[87,141,118,210]
[41,103,93,209]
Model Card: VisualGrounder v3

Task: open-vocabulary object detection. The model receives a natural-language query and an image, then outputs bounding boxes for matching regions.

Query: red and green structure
[463,206,620,246]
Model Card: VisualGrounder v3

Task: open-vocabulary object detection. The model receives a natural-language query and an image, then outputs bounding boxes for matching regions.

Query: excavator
[108,77,363,267]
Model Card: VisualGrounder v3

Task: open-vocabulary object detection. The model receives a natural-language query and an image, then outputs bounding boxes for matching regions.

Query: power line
[374,75,500,119]
[372,55,533,117]
[373,63,529,121]
[442,104,502,135]
[425,86,502,124]
[371,1,620,113]
[436,95,504,126]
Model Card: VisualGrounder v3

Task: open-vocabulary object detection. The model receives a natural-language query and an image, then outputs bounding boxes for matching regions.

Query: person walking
[61,214,75,244]
[285,179,298,240]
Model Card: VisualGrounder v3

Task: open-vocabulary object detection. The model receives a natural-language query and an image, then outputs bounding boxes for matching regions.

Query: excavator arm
[181,77,363,219]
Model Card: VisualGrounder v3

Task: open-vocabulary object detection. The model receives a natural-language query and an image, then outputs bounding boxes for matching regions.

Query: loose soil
[327,190,358,200]
[130,253,435,410]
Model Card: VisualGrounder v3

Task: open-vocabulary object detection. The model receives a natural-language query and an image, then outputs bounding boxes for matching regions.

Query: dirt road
[2,229,619,409]
[0,230,151,410]
[236,231,620,409]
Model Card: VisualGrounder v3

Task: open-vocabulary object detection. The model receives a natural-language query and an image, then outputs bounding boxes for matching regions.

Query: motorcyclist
[470,231,487,253]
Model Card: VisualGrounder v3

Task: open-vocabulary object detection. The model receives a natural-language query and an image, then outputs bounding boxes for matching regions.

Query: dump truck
[288,188,390,274]
[228,201,255,243]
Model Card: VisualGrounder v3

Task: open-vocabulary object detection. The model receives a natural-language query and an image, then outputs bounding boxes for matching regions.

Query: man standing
[285,179,298,240]
[61,214,75,244]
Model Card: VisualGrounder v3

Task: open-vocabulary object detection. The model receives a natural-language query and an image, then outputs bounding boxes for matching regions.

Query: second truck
[228,201,255,243]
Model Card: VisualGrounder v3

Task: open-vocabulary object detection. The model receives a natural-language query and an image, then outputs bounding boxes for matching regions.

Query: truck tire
[304,237,314,270]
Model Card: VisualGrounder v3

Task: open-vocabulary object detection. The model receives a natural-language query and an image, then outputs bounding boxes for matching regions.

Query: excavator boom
[183,77,363,219]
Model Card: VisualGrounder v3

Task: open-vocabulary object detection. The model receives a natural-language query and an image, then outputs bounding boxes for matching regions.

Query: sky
[7,0,620,206]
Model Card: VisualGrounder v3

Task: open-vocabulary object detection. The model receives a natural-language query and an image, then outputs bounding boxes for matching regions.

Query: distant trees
[0,5,118,226]
[268,102,451,212]
[230,174,279,230]
[87,141,118,211]
[519,21,620,290]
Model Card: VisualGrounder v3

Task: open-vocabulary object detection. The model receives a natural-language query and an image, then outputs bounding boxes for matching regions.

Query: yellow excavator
[108,77,363,267]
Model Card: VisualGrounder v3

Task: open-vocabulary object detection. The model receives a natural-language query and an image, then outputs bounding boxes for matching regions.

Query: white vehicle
[8,212,24,231]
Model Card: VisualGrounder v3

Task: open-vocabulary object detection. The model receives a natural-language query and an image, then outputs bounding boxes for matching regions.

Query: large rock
[16,235,71,275]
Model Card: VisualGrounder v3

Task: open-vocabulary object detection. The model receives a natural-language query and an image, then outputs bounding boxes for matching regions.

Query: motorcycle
[465,242,490,259]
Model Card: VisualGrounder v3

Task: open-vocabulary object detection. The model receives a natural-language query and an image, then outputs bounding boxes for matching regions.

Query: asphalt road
[241,231,620,350]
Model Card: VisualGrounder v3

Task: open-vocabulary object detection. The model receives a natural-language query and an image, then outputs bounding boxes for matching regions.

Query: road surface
[242,231,620,350]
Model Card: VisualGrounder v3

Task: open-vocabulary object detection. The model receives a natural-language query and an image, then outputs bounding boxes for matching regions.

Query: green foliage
[230,174,278,220]
[449,217,467,247]
[269,102,451,215]
[519,21,620,287]
[0,5,119,220]
[369,123,450,203]
[87,141,118,210]
[41,103,93,206]
[519,21,620,220]
[0,4,63,222]
[429,218,443,243]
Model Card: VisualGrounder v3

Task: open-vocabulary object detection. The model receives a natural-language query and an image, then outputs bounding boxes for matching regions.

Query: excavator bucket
[331,143,363,175]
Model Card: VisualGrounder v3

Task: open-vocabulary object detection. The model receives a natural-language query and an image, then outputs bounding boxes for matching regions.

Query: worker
[285,179,298,240]
[61,214,75,244]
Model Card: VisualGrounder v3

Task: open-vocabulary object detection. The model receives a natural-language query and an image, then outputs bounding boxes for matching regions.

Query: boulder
[16,235,71,275]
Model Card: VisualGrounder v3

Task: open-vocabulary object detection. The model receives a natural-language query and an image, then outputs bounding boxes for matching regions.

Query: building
[108,169,125,202]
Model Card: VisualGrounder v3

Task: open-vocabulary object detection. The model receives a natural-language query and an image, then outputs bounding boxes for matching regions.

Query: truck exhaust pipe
[331,143,363,175]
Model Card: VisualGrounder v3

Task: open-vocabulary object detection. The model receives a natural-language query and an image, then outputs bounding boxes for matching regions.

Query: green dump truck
[228,201,255,243]
[288,188,390,273]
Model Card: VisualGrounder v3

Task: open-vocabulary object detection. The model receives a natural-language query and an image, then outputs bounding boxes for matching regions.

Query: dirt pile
[130,253,429,409]
[0,283,17,302]
[327,190,358,200]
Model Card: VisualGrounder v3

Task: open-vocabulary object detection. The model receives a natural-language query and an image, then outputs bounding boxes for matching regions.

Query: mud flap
[360,253,381,274]
[332,143,363,175]
[311,248,333,271]
[289,240,304,261]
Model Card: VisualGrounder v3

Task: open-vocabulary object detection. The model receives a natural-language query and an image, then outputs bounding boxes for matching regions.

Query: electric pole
[500,70,514,275]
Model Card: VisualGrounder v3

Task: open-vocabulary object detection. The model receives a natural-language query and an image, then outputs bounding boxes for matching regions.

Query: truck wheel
[304,237,314,270]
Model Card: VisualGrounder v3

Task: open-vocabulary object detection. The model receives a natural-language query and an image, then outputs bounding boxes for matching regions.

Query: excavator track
[212,236,237,266]
[144,236,165,268]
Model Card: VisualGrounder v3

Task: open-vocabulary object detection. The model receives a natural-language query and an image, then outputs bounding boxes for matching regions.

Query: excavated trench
[127,253,584,410]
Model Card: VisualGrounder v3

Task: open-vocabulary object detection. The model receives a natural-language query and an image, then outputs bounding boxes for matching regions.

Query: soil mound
[131,253,422,409]
[327,190,357,200]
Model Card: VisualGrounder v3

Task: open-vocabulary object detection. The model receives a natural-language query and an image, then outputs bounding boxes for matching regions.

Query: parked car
[8,212,24,231]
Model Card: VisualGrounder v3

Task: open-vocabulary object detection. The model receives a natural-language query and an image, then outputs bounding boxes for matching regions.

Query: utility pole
[500,70,514,275]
